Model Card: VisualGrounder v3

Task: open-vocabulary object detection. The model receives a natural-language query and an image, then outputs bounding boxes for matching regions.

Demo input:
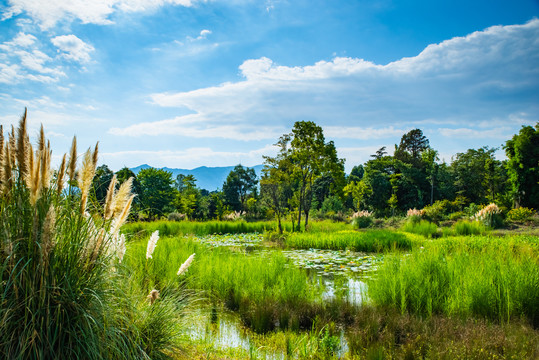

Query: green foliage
[369,236,539,326]
[137,167,176,220]
[422,199,453,222]
[451,220,488,236]
[401,219,439,238]
[504,123,539,209]
[222,164,258,212]
[507,207,536,222]
[353,215,374,229]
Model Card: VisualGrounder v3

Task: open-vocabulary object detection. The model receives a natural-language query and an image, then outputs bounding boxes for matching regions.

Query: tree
[394,128,430,166]
[504,123,539,208]
[343,180,371,211]
[262,136,294,234]
[451,147,503,205]
[137,167,175,220]
[222,165,258,212]
[348,165,364,183]
[287,121,345,229]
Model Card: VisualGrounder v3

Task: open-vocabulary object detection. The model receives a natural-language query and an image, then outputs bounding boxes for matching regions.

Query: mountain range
[130,164,265,191]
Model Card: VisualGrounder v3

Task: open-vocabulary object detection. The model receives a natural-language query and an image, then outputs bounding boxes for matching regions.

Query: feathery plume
[146,230,159,259]
[9,125,16,168]
[112,177,133,218]
[38,124,45,153]
[67,136,77,181]
[110,194,134,237]
[16,108,29,179]
[103,174,118,220]
[3,143,13,194]
[147,289,159,305]
[57,154,67,195]
[42,205,57,264]
[40,143,51,190]
[177,253,195,276]
[78,148,96,213]
[117,233,126,263]
[29,156,41,205]
[27,142,34,187]
[92,142,99,169]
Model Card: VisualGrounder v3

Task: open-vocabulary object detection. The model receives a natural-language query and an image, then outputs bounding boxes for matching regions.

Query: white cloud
[51,35,95,63]
[0,33,66,83]
[2,0,204,29]
[437,127,513,139]
[108,114,284,140]
[111,20,539,143]
[324,126,406,140]
[101,144,276,170]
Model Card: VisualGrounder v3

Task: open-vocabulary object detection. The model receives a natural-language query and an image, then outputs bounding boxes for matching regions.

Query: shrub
[167,212,186,221]
[507,207,536,222]
[352,210,374,228]
[473,203,504,228]
[422,200,453,222]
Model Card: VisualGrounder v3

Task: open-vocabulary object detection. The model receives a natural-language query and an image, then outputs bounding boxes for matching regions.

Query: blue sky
[1,0,538,172]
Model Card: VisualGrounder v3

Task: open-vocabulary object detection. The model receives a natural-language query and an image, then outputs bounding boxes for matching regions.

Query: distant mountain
[130,164,265,191]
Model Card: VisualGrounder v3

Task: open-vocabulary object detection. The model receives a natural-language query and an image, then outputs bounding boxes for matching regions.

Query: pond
[187,233,382,357]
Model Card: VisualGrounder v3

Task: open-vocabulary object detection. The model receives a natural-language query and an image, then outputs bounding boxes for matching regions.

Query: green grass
[369,235,539,326]
[123,235,328,333]
[285,229,418,252]
[122,219,354,238]
[401,219,440,238]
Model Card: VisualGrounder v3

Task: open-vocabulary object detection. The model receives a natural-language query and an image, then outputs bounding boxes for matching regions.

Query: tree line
[89,121,539,229]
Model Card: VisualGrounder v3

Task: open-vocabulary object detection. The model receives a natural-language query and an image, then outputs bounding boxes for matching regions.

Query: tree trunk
[304,210,309,230]
[277,214,282,234]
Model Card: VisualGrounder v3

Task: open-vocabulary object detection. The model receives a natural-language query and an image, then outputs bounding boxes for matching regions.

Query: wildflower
[147,289,159,305]
[351,210,372,218]
[177,253,195,276]
[146,230,159,259]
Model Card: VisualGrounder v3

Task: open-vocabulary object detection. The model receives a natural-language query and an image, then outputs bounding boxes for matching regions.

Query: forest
[90,120,539,229]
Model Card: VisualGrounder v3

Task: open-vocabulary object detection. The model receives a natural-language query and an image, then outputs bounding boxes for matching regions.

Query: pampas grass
[147,230,159,259]
[177,253,195,276]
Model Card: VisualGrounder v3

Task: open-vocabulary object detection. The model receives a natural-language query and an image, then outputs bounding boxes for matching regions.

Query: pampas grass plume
[57,154,66,196]
[68,136,77,181]
[78,148,97,213]
[177,253,195,276]
[146,230,159,259]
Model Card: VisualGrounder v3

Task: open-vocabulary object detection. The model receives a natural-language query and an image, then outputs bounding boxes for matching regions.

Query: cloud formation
[112,20,539,141]
[0,32,65,83]
[2,0,203,29]
[51,35,95,63]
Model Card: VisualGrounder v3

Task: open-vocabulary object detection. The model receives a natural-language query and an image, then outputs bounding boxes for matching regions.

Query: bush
[167,212,186,221]
[507,207,536,222]
[352,211,374,229]
[422,200,453,222]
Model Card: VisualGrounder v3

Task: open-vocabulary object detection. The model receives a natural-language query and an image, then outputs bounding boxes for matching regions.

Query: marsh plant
[473,203,503,228]
[0,111,184,359]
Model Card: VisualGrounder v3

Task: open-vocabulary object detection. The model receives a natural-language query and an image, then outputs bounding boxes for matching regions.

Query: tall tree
[91,164,114,205]
[504,123,539,208]
[137,167,175,220]
[288,121,344,229]
[395,128,430,166]
[222,165,258,212]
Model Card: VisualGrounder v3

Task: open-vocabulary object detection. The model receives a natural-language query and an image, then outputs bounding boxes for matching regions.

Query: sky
[1,0,538,173]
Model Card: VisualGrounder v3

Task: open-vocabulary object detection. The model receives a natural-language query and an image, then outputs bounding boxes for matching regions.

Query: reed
[369,236,539,326]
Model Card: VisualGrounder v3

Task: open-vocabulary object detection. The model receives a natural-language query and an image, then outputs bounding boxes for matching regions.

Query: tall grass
[0,114,184,358]
[285,230,417,252]
[401,219,439,238]
[369,236,539,326]
[123,235,342,333]
[122,219,354,238]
